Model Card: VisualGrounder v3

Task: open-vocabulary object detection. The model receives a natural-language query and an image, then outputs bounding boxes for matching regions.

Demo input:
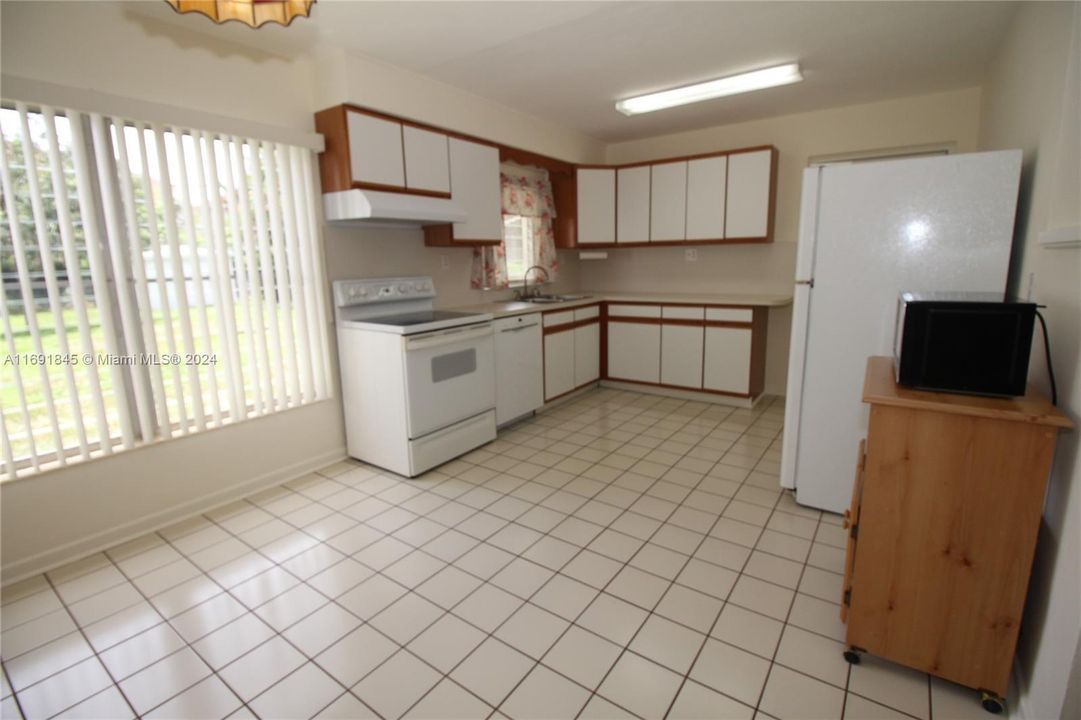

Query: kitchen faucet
[518,265,550,299]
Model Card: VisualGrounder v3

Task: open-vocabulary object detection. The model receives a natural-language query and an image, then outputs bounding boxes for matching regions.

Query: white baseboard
[599,380,757,408]
[1,447,347,585]
[1012,657,1031,720]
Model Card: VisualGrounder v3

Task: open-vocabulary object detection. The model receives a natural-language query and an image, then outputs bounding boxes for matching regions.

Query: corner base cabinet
[842,357,1072,711]
[605,303,767,400]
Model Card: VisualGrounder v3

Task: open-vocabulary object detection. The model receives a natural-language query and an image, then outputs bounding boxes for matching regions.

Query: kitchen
[0,2,1079,720]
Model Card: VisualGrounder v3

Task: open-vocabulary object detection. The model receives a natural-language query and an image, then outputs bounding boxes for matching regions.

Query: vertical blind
[0,102,331,480]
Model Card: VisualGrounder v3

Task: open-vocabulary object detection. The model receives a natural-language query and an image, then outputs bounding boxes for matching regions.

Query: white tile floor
[1,389,1000,719]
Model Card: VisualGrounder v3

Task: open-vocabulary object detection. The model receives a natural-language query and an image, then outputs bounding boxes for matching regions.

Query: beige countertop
[454,290,793,319]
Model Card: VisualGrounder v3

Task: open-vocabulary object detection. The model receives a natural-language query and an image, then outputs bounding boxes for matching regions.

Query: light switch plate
[685,248,698,262]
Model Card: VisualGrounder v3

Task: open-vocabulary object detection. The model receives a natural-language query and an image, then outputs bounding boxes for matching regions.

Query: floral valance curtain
[470,164,559,290]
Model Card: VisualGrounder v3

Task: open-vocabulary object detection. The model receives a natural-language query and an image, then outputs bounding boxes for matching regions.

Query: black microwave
[894,292,1036,397]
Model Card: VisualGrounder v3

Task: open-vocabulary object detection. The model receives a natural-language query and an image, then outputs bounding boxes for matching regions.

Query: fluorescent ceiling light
[615,63,803,116]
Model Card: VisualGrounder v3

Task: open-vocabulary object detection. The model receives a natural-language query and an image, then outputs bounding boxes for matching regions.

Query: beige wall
[0,1,317,131]
[312,47,605,165]
[583,88,984,394]
[978,4,1081,719]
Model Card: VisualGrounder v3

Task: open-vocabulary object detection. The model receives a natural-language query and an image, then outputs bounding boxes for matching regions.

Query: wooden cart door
[840,440,866,622]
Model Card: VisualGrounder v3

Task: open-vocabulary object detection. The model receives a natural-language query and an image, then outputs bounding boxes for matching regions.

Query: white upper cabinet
[616,166,650,243]
[448,138,502,241]
[577,168,616,244]
[686,156,727,240]
[725,149,772,239]
[403,126,450,194]
[347,111,405,187]
[650,161,688,242]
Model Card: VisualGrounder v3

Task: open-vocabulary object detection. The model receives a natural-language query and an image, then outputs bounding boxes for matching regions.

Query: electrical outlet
[440,255,450,270]
[685,248,698,262]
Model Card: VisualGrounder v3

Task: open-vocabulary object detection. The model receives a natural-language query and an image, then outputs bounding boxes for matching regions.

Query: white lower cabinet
[661,324,704,388]
[543,306,600,401]
[574,322,600,386]
[544,329,575,401]
[703,326,752,394]
[608,322,661,383]
[494,314,543,425]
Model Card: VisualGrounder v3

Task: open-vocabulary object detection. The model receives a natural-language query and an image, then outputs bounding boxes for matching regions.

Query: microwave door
[403,325,495,439]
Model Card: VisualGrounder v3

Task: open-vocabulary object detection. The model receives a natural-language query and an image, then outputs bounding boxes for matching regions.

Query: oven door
[403,323,495,439]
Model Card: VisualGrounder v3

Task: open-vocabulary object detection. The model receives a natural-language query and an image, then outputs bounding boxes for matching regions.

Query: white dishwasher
[494,313,544,426]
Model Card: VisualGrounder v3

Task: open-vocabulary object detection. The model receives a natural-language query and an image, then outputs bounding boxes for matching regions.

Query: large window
[0,103,331,480]
[502,214,536,283]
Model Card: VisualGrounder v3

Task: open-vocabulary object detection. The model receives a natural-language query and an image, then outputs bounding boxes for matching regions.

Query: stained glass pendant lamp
[165,0,315,28]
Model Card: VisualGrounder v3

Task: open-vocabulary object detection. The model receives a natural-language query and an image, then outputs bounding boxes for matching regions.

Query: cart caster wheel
[843,650,861,665]
[980,692,1005,715]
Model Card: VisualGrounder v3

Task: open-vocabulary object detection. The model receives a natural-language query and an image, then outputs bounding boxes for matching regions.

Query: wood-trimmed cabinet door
[544,328,575,401]
[650,161,688,242]
[607,322,661,383]
[686,155,727,240]
[402,126,450,194]
[346,111,405,188]
[725,149,773,239]
[447,138,502,242]
[573,306,601,386]
[616,166,650,243]
[577,168,616,244]
[703,326,752,394]
[660,306,705,389]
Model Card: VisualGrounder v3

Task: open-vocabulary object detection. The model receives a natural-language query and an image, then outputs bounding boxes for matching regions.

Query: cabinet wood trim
[542,317,599,335]
[606,316,662,326]
[421,225,500,247]
[351,180,452,199]
[314,105,352,194]
[748,307,769,398]
[703,320,753,329]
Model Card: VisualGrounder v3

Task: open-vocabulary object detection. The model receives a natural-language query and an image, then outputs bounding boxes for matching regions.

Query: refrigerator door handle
[796,279,814,288]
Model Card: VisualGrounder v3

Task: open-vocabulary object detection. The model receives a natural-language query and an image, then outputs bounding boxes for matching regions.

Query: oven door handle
[404,324,492,351]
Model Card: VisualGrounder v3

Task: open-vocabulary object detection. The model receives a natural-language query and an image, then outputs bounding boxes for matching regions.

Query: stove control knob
[398,284,409,293]
[421,282,432,291]
[347,287,358,297]
[358,288,368,297]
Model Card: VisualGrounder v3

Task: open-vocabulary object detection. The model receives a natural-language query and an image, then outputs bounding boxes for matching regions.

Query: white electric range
[333,276,496,477]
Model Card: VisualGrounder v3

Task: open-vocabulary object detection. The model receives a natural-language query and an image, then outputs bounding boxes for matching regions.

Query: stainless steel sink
[523,294,592,304]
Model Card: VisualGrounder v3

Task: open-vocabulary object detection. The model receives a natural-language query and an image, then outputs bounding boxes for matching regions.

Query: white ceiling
[134,1,1019,143]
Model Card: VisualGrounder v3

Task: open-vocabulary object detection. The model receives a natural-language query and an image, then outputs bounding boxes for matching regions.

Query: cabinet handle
[500,324,537,333]
[842,510,851,529]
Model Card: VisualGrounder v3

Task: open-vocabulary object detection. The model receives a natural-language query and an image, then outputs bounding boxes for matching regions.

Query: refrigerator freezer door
[780,283,813,490]
[793,166,822,282]
[787,150,1021,512]
[781,166,824,490]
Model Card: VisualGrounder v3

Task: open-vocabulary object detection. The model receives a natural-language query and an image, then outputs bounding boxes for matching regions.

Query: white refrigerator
[780,150,1023,513]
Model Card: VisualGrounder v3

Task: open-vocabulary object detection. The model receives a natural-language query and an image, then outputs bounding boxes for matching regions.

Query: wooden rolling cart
[840,357,1072,714]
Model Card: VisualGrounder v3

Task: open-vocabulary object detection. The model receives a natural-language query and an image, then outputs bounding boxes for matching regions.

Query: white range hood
[323,189,467,226]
